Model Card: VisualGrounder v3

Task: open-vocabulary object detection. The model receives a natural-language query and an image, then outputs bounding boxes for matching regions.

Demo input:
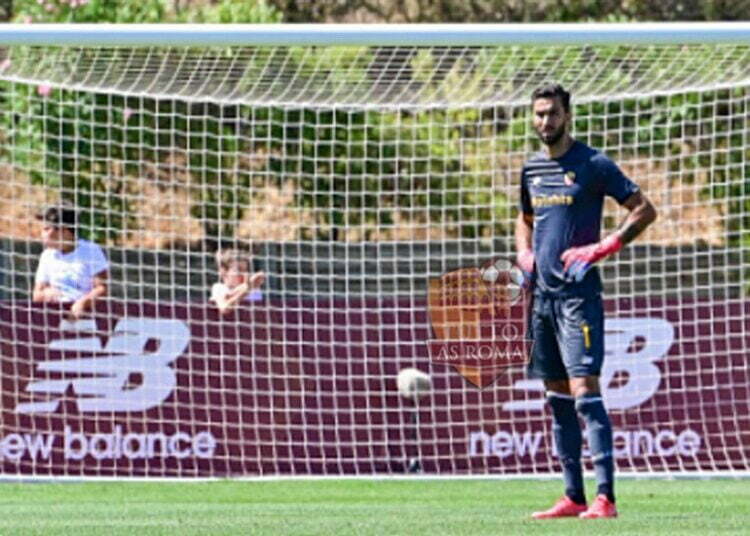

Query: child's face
[222,260,249,288]
[41,224,74,251]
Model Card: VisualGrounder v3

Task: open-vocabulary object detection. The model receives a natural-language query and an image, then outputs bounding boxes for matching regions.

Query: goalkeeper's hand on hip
[561,234,623,283]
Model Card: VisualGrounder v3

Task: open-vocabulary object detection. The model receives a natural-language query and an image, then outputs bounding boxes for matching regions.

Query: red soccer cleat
[579,494,618,519]
[531,496,587,519]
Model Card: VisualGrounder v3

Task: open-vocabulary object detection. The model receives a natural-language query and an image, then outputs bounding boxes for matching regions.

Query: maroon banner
[0,296,749,477]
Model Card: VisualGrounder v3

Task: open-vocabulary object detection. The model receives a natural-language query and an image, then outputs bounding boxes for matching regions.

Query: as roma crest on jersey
[426,259,533,389]
[564,170,576,186]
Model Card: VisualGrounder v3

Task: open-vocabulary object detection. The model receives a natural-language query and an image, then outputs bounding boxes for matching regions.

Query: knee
[574,393,609,423]
[569,376,601,399]
[547,391,576,421]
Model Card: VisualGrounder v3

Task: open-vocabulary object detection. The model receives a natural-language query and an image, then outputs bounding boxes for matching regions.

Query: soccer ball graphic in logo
[480,258,525,304]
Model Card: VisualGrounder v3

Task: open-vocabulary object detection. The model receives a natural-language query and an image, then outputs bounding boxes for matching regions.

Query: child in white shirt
[211,248,265,315]
[33,206,109,320]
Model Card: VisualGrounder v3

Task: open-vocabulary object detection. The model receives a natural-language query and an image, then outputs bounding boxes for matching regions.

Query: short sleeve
[519,169,533,214]
[87,243,109,276]
[598,156,639,204]
[210,282,228,303]
[34,250,52,285]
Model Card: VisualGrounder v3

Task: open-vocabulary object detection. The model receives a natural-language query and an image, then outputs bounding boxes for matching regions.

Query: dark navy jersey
[519,140,639,295]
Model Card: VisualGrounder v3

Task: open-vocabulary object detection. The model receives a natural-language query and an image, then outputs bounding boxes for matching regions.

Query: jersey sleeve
[519,168,533,214]
[598,156,640,204]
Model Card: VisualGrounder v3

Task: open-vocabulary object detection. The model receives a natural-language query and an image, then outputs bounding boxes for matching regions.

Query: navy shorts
[526,292,605,380]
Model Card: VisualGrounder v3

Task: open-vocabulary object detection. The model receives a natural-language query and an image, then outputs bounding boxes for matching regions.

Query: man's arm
[561,190,657,281]
[69,270,108,319]
[515,212,534,253]
[617,190,658,245]
[515,212,535,285]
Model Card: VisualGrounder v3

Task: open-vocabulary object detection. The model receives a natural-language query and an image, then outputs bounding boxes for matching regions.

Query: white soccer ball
[397,368,432,400]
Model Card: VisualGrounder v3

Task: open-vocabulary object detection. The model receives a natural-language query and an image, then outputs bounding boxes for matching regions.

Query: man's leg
[570,376,617,518]
[558,295,616,518]
[546,380,585,506]
[528,297,587,519]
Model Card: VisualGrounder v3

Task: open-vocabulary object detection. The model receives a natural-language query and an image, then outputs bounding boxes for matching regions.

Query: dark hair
[36,205,77,235]
[531,84,571,113]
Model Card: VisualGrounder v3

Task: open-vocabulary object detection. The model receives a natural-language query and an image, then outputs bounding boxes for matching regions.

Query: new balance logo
[16,318,191,414]
[502,318,674,412]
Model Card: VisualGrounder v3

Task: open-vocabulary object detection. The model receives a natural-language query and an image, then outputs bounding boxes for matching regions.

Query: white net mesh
[0,40,748,477]
[4,44,750,105]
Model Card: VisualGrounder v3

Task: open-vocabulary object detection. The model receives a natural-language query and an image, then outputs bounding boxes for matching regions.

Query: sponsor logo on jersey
[531,194,574,208]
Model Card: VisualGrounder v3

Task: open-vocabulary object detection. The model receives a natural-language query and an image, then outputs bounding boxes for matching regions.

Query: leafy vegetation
[0,2,748,245]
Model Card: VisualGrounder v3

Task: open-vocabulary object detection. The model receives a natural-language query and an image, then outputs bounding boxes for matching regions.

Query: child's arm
[69,270,108,320]
[215,272,265,315]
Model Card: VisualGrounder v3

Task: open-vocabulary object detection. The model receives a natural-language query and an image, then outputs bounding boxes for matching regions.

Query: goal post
[0,23,748,478]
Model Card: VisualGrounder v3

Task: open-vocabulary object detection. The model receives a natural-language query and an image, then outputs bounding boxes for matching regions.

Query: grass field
[0,478,747,535]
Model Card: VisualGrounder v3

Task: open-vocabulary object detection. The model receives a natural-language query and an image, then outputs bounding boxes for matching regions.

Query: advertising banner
[0,293,748,477]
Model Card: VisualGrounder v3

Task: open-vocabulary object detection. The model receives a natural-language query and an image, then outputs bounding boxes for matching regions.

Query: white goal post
[0,23,748,479]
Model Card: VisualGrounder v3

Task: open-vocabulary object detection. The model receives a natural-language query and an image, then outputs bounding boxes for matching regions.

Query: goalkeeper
[516,84,656,520]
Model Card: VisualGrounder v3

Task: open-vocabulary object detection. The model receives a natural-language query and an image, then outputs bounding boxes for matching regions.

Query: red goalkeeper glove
[516,249,536,289]
[561,234,623,283]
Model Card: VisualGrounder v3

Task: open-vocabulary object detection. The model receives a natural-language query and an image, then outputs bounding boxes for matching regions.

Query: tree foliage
[267,0,745,23]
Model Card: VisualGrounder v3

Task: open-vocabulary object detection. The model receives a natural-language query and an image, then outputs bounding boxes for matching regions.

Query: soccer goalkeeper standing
[516,84,656,519]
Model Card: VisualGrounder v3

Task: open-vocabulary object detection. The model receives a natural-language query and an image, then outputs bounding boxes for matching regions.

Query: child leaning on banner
[211,248,265,315]
[33,205,109,320]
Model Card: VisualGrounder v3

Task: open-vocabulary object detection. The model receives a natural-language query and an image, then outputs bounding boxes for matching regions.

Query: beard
[536,123,566,147]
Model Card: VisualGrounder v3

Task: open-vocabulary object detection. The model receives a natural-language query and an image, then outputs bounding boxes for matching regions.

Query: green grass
[0,478,746,535]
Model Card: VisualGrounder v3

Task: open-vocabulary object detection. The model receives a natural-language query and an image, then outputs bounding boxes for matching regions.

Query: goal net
[0,24,748,478]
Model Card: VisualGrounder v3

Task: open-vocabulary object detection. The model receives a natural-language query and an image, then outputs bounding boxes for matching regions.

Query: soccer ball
[480,258,525,301]
[397,368,432,400]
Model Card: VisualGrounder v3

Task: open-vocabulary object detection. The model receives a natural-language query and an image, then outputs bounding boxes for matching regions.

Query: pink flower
[44,3,55,12]
[0,59,11,72]
[123,107,133,121]
[22,15,33,24]
[37,84,52,97]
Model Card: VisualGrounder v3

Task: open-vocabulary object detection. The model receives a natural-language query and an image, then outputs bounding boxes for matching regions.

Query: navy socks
[547,392,585,505]
[576,393,615,503]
